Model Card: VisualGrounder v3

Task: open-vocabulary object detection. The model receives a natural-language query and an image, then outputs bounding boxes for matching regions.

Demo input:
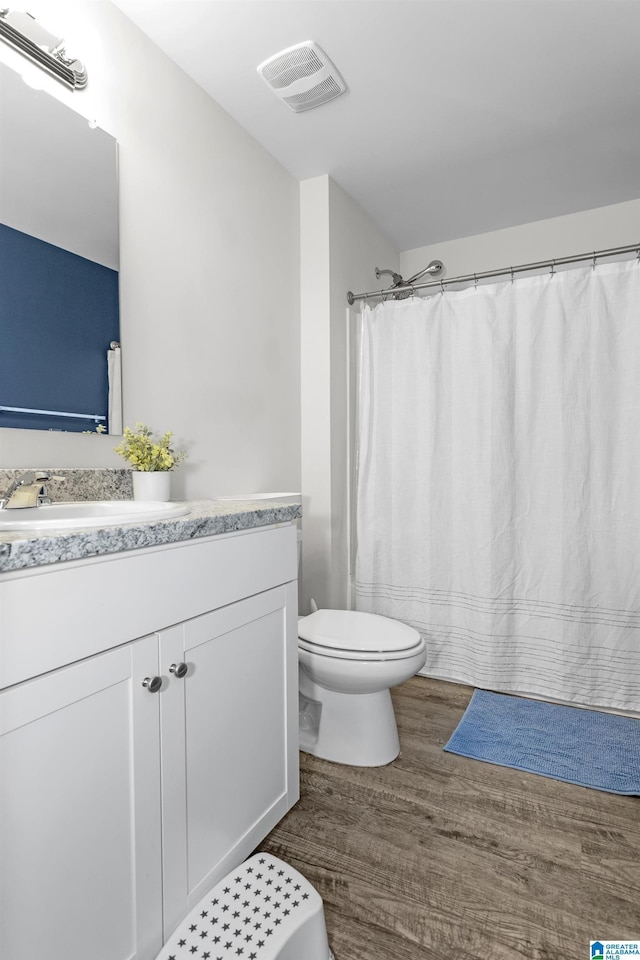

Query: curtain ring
[440,279,445,295]
[592,251,597,270]
[550,260,556,277]
[510,266,515,283]
[474,273,478,290]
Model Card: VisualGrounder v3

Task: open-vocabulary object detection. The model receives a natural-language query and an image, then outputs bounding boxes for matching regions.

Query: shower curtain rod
[346,241,640,305]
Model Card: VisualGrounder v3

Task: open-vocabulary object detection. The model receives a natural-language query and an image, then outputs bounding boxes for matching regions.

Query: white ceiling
[112,0,640,252]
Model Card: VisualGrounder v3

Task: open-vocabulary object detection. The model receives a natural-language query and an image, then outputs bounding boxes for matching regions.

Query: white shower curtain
[355,259,640,712]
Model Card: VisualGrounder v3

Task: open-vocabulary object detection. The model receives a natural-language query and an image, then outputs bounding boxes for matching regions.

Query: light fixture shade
[257,41,346,113]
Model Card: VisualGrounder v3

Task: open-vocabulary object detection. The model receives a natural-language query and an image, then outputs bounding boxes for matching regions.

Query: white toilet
[298,608,426,766]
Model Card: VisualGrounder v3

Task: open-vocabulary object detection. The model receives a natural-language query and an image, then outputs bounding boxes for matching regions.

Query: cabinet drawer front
[1,523,297,688]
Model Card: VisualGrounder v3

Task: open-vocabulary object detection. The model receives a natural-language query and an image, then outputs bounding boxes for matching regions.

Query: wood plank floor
[260,676,640,960]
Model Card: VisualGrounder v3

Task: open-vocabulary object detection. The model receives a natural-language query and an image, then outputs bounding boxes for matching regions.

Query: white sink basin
[215,492,301,501]
[0,501,190,531]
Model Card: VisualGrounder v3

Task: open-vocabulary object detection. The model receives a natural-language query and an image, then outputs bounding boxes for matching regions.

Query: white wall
[0,1,300,500]
[1,60,118,268]
[300,175,397,613]
[401,199,640,282]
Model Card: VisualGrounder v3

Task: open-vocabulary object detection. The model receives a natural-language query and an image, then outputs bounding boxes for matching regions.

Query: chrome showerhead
[375,260,444,292]
[391,260,443,299]
[405,259,444,284]
[375,267,404,287]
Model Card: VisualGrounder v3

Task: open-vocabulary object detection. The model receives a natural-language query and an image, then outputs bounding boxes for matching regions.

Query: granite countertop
[0,498,302,574]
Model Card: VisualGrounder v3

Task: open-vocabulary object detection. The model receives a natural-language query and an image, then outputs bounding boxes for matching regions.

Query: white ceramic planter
[132,471,171,502]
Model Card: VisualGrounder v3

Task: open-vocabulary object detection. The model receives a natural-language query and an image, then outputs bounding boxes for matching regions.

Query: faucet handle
[34,472,66,483]
[33,472,65,507]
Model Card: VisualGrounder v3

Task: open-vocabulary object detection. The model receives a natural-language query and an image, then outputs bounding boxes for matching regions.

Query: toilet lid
[298,609,421,654]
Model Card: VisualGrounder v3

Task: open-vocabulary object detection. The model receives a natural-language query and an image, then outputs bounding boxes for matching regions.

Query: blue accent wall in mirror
[0,60,120,433]
[0,224,119,432]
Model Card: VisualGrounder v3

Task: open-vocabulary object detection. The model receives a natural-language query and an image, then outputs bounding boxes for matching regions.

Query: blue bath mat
[444,690,640,794]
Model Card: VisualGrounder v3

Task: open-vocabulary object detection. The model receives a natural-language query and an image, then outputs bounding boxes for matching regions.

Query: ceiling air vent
[257,41,346,113]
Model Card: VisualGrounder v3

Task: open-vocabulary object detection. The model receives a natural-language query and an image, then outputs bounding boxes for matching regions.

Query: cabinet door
[0,636,163,960]
[159,583,299,939]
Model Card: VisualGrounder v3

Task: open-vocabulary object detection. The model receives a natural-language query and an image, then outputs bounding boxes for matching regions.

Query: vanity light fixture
[0,8,87,89]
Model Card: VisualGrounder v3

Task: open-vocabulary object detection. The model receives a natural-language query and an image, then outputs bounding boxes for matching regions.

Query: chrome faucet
[0,471,66,509]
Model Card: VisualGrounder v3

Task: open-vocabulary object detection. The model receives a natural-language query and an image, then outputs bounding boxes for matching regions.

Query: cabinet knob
[142,675,163,693]
[169,662,188,679]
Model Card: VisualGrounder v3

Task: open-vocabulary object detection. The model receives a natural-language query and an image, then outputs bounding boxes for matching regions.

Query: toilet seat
[298,609,423,662]
[298,636,425,662]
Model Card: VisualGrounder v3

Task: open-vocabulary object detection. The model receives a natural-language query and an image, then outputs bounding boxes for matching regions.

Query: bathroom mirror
[0,60,120,433]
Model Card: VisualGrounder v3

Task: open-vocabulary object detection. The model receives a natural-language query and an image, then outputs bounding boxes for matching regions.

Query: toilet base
[299,668,401,766]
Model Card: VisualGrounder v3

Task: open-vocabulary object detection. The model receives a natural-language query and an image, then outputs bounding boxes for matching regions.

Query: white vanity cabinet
[157,584,297,941]
[0,634,164,960]
[0,523,299,960]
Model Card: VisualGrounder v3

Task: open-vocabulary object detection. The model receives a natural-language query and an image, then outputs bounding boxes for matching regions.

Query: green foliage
[114,422,186,472]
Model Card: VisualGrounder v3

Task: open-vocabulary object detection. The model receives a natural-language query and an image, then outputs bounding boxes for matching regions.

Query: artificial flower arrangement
[114,422,186,472]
